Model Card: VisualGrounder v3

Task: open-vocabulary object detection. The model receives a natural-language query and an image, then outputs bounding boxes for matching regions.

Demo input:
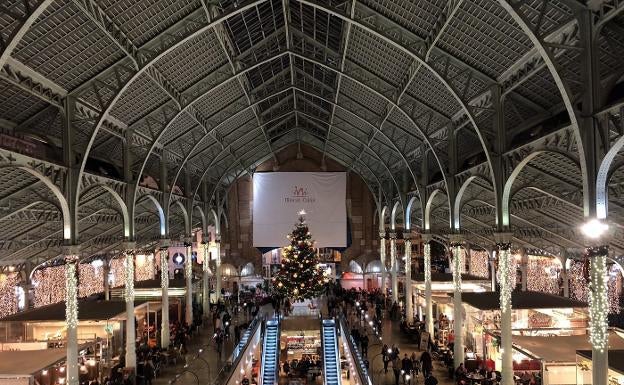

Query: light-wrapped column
[495,233,513,385]
[380,232,387,297]
[184,239,193,325]
[64,247,80,385]
[450,235,464,368]
[202,238,210,317]
[588,245,609,385]
[423,235,434,336]
[390,232,398,303]
[215,237,222,302]
[160,239,170,348]
[123,242,136,370]
[404,233,413,324]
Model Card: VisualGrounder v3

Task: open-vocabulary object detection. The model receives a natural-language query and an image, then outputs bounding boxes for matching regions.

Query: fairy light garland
[451,243,463,294]
[160,248,169,291]
[65,257,79,330]
[0,272,19,318]
[134,254,155,281]
[526,255,559,294]
[424,242,431,286]
[124,250,135,302]
[184,242,193,280]
[78,263,104,298]
[33,265,66,307]
[469,250,489,278]
[588,248,608,352]
[497,244,513,310]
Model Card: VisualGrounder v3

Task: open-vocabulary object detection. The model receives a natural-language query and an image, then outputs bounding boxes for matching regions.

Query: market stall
[412,272,489,341]
[452,291,588,379]
[505,332,624,385]
[0,299,149,382]
[576,349,624,385]
[279,317,322,381]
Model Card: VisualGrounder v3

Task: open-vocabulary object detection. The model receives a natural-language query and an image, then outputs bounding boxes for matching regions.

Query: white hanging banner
[253,172,347,247]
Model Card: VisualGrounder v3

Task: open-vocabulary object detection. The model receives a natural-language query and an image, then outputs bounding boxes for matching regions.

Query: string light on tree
[272,211,326,300]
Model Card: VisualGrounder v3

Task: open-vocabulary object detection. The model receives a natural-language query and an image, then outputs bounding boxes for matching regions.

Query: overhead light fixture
[581,219,609,239]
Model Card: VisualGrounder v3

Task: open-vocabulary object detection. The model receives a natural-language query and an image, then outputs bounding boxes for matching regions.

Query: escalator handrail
[321,318,342,385]
[219,313,264,385]
[259,318,280,385]
[337,315,372,385]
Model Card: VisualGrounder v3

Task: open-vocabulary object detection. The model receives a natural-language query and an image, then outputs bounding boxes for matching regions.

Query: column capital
[159,238,171,249]
[62,245,81,260]
[421,233,434,243]
[403,231,413,241]
[379,231,387,239]
[388,232,397,239]
[121,241,137,252]
[493,232,513,248]
[183,237,193,247]
[448,233,465,246]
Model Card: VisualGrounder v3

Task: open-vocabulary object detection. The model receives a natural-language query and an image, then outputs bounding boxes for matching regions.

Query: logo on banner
[285,185,316,203]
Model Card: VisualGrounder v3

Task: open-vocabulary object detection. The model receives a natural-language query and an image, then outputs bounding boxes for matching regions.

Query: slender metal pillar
[380,232,386,296]
[495,233,513,385]
[160,239,170,348]
[423,234,433,336]
[390,232,398,303]
[202,237,210,317]
[103,260,110,301]
[122,242,137,370]
[588,244,609,385]
[184,238,193,325]
[215,237,222,302]
[404,233,413,324]
[63,246,80,385]
[450,234,464,368]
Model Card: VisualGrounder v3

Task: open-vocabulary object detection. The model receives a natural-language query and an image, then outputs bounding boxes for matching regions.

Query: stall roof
[0,300,146,322]
[450,291,587,310]
[577,349,624,374]
[0,345,87,375]
[513,332,624,363]
[412,272,488,282]
[133,278,197,289]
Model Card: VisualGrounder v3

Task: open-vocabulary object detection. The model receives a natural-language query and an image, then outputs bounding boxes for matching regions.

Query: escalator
[321,319,341,385]
[260,318,280,385]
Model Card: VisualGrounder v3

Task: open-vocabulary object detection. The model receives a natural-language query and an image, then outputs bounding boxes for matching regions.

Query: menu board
[286,335,320,354]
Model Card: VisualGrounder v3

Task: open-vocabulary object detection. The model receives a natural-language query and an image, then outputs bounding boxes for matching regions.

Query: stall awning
[450,291,587,310]
[577,349,624,374]
[513,332,624,363]
[412,272,488,282]
[0,300,146,322]
[0,345,87,375]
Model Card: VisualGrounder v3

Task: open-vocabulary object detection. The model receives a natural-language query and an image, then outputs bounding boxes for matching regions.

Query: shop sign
[528,313,552,328]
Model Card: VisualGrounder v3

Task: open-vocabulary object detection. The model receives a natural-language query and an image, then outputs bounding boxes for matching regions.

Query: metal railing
[259,318,280,385]
[338,315,372,385]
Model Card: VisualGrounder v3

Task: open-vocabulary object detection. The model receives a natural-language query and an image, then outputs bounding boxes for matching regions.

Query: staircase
[260,318,280,385]
[321,319,342,385]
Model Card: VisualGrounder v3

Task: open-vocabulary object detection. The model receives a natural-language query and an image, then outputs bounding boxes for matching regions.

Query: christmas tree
[272,211,327,300]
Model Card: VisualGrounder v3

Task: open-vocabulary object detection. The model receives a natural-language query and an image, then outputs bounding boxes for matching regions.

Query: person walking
[420,351,433,379]
[360,333,369,356]
[402,354,414,384]
[392,355,401,385]
[383,344,391,373]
